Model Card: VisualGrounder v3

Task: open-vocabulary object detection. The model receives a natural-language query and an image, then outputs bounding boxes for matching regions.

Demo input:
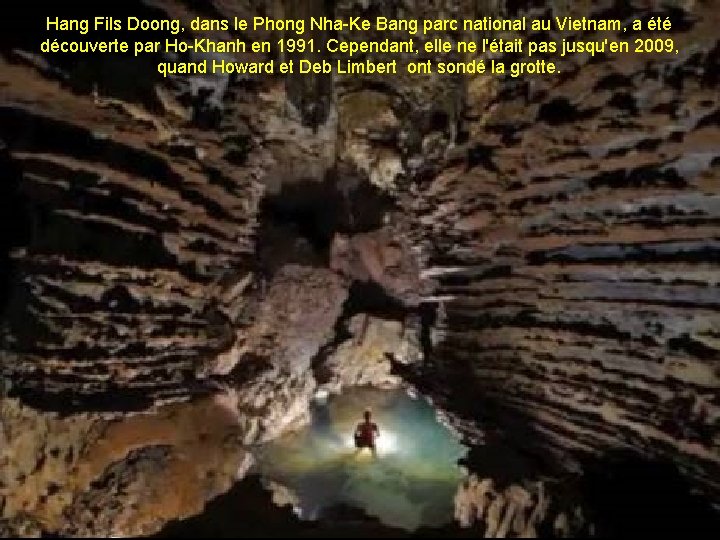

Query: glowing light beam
[344,430,398,455]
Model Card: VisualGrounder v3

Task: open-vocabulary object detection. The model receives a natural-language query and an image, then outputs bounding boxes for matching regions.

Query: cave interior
[1,0,719,537]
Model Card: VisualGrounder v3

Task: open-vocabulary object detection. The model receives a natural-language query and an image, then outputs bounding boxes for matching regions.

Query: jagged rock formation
[1,0,719,536]
[454,475,578,538]
[0,56,263,408]
[238,264,348,374]
[317,313,422,392]
[331,228,421,303]
[413,0,720,505]
[0,393,252,537]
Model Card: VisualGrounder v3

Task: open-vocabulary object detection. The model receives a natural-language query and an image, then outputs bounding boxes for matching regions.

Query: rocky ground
[1,0,719,537]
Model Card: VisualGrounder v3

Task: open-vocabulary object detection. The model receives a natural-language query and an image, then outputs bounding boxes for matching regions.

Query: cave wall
[411,0,720,499]
[0,0,331,410]
[0,59,257,408]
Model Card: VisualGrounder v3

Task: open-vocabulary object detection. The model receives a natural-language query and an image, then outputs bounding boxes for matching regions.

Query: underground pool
[253,386,468,531]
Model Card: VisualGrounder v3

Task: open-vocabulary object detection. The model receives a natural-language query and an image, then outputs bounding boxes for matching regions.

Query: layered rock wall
[412,0,720,499]
[0,50,264,408]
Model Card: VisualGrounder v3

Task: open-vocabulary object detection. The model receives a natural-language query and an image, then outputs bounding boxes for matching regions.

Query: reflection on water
[254,387,467,531]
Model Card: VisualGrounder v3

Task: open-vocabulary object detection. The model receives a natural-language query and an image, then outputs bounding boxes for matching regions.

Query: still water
[254,386,467,531]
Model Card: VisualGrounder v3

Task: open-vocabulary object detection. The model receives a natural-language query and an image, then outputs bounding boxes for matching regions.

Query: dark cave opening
[256,181,339,273]
[341,280,408,319]
[256,175,396,274]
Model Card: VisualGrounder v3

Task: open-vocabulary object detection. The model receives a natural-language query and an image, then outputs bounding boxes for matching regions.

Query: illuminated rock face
[317,313,423,393]
[454,477,558,537]
[0,0,719,536]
